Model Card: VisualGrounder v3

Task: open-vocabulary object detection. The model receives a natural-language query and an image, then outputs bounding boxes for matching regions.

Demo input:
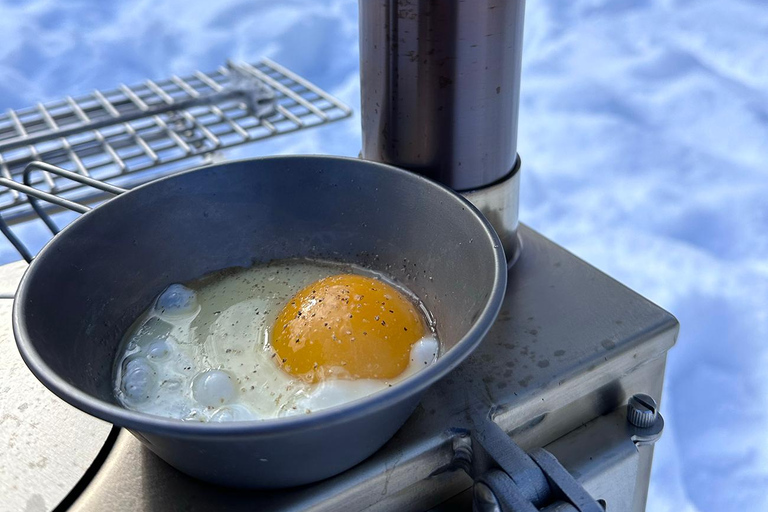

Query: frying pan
[8,155,506,488]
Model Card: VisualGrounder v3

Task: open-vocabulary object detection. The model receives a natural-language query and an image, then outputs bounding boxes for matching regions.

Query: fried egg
[114,260,439,422]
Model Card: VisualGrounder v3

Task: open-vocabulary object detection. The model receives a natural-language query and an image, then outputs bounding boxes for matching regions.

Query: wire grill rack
[0,58,351,261]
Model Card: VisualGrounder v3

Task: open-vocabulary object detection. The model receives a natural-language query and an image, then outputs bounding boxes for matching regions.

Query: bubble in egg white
[409,337,439,367]
[192,369,238,408]
[210,404,255,422]
[121,356,157,402]
[146,339,171,360]
[155,284,199,318]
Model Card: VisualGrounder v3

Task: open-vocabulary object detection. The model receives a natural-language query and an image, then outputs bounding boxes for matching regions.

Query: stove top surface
[0,261,112,512]
[0,225,677,511]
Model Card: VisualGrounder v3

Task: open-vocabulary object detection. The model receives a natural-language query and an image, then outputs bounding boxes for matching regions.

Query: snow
[1,0,766,509]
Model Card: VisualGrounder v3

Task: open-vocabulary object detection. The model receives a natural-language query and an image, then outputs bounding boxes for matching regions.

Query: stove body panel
[0,262,112,512]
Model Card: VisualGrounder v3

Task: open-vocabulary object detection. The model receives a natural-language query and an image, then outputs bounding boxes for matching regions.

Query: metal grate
[0,58,351,227]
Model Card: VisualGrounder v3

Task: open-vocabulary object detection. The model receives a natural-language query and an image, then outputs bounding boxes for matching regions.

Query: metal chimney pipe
[359,0,526,261]
[359,0,525,191]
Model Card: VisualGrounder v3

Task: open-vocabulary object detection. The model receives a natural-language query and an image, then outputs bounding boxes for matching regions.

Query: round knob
[627,394,658,428]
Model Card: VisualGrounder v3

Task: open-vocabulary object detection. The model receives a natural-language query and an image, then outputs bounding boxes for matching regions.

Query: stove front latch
[442,394,664,512]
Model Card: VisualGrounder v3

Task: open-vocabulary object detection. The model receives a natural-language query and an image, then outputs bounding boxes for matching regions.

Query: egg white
[114,261,439,422]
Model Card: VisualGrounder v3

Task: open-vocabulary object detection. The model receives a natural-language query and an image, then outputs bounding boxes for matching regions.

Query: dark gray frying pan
[7,155,506,488]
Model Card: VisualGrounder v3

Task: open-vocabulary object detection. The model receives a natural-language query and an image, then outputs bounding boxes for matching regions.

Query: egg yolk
[271,274,428,383]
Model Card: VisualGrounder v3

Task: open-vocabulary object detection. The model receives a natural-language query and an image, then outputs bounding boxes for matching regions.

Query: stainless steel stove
[0,224,676,511]
[0,2,678,510]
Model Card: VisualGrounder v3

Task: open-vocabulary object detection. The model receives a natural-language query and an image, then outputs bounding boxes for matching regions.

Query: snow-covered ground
[1,0,766,510]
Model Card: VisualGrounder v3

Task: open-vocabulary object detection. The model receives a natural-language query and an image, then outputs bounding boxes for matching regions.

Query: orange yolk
[271,274,428,383]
